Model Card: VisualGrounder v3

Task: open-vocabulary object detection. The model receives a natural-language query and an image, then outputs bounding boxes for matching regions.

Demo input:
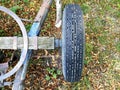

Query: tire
[62,4,85,82]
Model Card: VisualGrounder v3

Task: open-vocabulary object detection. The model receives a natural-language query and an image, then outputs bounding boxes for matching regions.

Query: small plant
[23,0,29,4]
[45,75,51,81]
[1,0,5,3]
[0,87,4,90]
[0,29,6,36]
[10,5,21,13]
[45,67,61,80]
[47,23,51,28]
[0,0,10,3]
[25,24,32,32]
[41,29,46,33]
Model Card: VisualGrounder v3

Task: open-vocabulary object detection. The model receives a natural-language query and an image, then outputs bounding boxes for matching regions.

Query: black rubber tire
[62,4,85,82]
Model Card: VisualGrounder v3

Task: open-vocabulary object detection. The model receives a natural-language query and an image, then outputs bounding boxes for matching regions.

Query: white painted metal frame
[0,37,54,50]
[0,6,28,81]
[0,0,62,89]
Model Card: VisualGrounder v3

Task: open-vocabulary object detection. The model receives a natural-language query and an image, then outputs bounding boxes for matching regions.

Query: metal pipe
[55,0,62,28]
[12,0,53,90]
[55,39,62,48]
[0,6,28,81]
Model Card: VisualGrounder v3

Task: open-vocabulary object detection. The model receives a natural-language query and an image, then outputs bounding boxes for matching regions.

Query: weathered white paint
[0,37,54,50]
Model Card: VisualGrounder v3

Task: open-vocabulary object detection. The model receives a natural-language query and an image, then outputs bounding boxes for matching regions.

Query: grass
[116,42,120,52]
[81,3,91,15]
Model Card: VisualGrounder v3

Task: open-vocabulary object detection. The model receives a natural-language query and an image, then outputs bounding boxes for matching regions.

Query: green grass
[85,43,93,56]
[81,3,91,15]
[116,42,120,52]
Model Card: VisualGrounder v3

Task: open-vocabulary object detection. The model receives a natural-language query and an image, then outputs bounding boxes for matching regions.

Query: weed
[47,23,51,28]
[0,87,4,90]
[45,67,61,80]
[41,29,46,33]
[23,0,29,4]
[25,24,32,32]
[0,0,5,3]
[0,0,10,3]
[0,29,6,36]
[10,5,21,13]
[45,75,51,81]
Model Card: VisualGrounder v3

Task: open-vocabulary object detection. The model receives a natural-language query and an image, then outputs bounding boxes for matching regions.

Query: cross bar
[0,37,54,50]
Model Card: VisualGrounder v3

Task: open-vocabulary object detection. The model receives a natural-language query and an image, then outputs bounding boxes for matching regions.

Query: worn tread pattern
[62,4,85,82]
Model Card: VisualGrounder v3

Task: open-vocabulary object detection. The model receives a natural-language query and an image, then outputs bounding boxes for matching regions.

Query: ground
[0,0,120,90]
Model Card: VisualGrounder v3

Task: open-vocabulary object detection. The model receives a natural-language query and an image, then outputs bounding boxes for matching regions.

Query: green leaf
[25,24,32,32]
[57,70,61,75]
[41,29,46,32]
[53,74,57,79]
[45,75,50,81]
[10,5,21,13]
[84,59,89,65]
[46,67,51,73]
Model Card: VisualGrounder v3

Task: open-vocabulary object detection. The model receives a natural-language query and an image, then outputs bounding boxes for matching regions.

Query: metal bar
[55,0,62,28]
[0,6,28,81]
[55,38,62,48]
[0,37,54,50]
[12,0,53,90]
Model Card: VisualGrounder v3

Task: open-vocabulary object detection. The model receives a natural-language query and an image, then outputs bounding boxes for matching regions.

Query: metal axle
[0,37,61,50]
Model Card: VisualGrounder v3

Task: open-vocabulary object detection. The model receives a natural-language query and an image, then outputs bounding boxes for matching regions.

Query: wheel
[0,6,28,80]
[62,4,85,82]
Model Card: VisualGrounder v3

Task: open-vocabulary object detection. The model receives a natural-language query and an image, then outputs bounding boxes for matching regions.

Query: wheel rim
[0,6,28,80]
